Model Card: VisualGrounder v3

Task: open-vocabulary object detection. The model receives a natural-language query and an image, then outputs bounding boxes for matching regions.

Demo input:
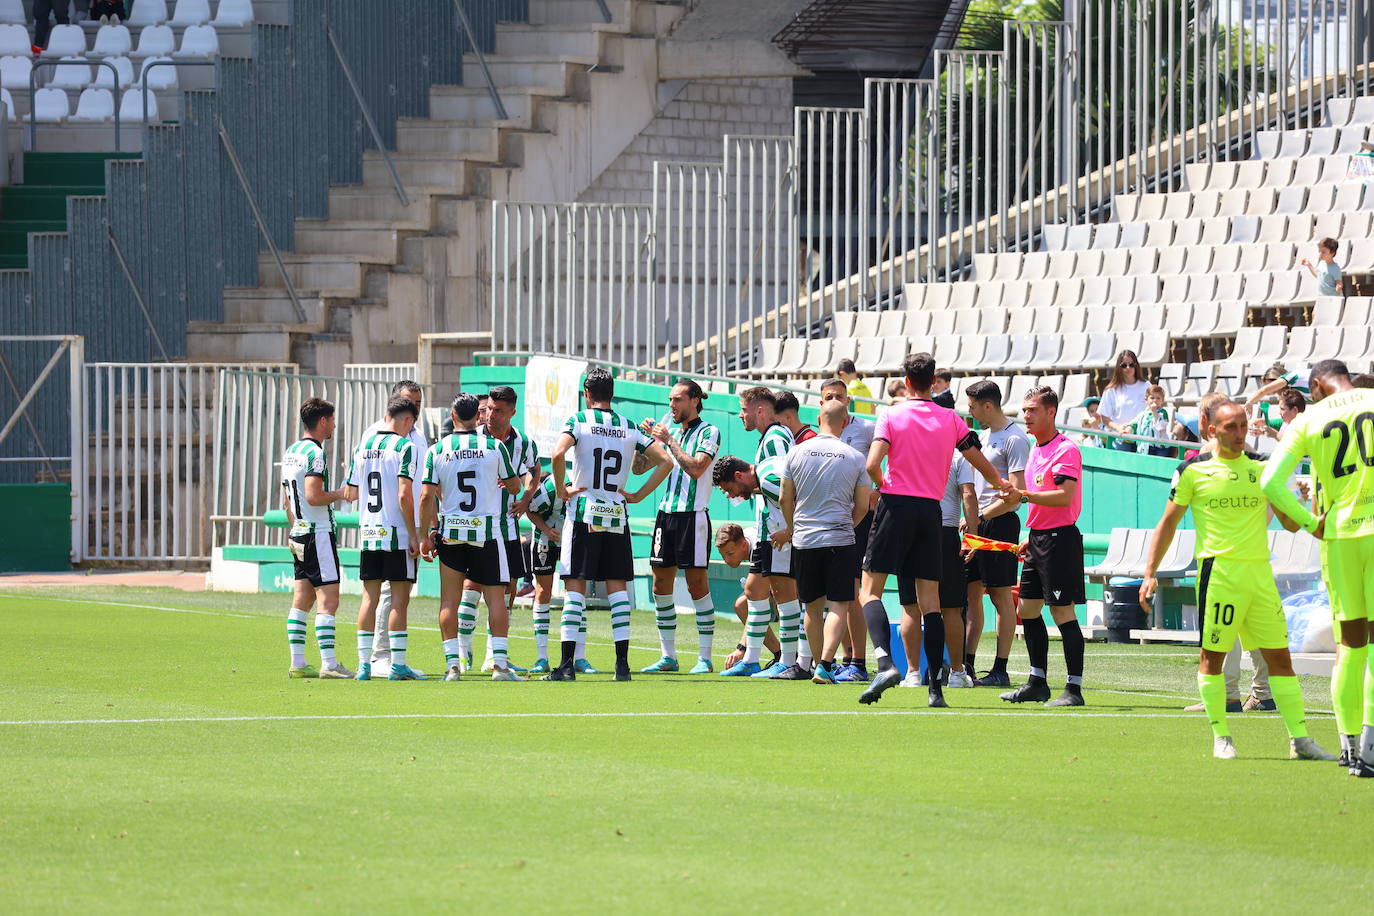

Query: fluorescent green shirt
[1262,386,1374,538]
[1170,452,1270,561]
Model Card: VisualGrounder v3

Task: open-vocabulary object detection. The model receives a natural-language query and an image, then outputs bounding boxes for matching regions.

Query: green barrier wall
[0,484,71,572]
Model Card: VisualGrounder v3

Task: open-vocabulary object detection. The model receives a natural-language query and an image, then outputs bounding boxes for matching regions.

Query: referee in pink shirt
[858,353,1010,708]
[1002,385,1087,707]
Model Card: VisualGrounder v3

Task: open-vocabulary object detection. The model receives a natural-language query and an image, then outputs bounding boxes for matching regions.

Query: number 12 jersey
[561,408,652,532]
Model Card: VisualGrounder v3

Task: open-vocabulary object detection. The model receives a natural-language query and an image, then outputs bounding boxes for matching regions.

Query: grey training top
[1318,261,1342,297]
[838,414,876,456]
[941,454,976,527]
[780,434,867,549]
[972,422,1031,513]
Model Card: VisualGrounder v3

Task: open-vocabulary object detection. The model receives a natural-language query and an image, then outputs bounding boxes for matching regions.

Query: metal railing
[452,0,509,121]
[27,59,122,151]
[216,117,307,324]
[139,59,215,128]
[211,368,397,550]
[324,22,409,206]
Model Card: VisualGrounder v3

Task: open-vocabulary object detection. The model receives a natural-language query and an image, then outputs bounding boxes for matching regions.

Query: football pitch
[3,587,1371,913]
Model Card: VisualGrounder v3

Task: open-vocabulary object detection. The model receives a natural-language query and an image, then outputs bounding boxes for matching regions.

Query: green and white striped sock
[609,590,633,643]
[560,592,585,643]
[778,600,801,667]
[442,637,462,674]
[287,608,308,667]
[490,636,509,670]
[457,589,480,657]
[314,614,337,665]
[743,600,770,664]
[357,629,374,668]
[575,621,588,661]
[653,593,677,658]
[693,594,715,660]
[389,631,408,667]
[533,602,551,659]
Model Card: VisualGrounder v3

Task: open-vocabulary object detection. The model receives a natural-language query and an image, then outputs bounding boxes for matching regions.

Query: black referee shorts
[863,493,942,604]
[1019,524,1086,607]
[795,543,858,605]
[851,509,873,580]
[965,513,1021,589]
[938,526,967,610]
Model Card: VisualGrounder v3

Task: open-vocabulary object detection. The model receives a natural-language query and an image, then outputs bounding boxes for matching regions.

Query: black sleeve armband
[1052,474,1077,486]
[955,430,981,453]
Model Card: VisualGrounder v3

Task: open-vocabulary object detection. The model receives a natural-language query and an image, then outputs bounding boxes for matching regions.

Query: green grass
[2,586,1371,913]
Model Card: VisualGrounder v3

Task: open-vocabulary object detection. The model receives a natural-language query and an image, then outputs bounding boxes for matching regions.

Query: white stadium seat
[214,0,256,27]
[174,24,220,59]
[830,311,856,338]
[0,54,29,89]
[139,56,178,90]
[26,86,68,121]
[0,0,22,25]
[127,0,169,26]
[46,57,90,89]
[168,0,212,27]
[0,23,31,57]
[70,87,115,122]
[92,56,134,89]
[1304,128,1338,156]
[131,25,176,59]
[118,86,160,122]
[41,24,86,58]
[90,25,133,59]
[1275,131,1309,158]
[0,87,14,121]
[1351,97,1374,125]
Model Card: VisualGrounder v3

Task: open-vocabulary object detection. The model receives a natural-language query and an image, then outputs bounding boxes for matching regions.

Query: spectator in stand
[92,2,124,25]
[1077,396,1104,448]
[931,369,955,409]
[1098,349,1150,450]
[1300,237,1344,298]
[1126,385,1174,457]
[886,378,908,405]
[773,391,816,444]
[1252,388,1305,441]
[836,359,875,416]
[31,0,69,53]
[1171,418,1200,460]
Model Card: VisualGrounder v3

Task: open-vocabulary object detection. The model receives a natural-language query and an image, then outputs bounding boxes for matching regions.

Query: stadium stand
[741,93,1374,422]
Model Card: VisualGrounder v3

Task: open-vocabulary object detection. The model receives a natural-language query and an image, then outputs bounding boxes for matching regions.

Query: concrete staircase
[187,0,689,375]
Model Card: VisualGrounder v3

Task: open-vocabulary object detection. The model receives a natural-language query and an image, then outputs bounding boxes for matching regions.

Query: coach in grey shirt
[780,400,871,679]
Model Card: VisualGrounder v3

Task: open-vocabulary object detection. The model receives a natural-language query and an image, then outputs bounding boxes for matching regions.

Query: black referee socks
[862,600,893,672]
[1057,619,1085,679]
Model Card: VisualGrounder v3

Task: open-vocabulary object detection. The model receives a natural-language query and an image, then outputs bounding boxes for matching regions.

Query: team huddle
[276,354,1374,769]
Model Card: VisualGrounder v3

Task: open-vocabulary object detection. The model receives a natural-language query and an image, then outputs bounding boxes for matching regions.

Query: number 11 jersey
[561,408,652,531]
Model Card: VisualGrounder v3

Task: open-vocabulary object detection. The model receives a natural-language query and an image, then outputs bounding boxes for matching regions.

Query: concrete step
[494,23,611,59]
[362,150,473,191]
[394,120,501,156]
[256,254,367,295]
[186,322,294,363]
[467,56,589,91]
[223,288,327,326]
[293,221,412,260]
[427,83,572,126]
[327,185,440,225]
[527,0,633,28]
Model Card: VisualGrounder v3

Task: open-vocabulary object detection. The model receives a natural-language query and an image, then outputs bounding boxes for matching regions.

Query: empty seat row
[1042,212,1374,252]
[1280,324,1374,365]
[1250,124,1372,160]
[912,269,1321,313]
[1323,96,1374,129]
[839,300,1242,342]
[3,54,180,91]
[1311,296,1374,328]
[0,0,253,29]
[0,23,221,59]
[1125,180,1374,222]
[27,84,158,122]
[980,233,1360,283]
[1180,153,1359,193]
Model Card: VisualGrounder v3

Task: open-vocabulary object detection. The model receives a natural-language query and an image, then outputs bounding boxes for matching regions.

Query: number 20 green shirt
[1262,387,1374,539]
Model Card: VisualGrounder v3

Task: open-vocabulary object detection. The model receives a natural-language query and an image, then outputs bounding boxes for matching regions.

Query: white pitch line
[0,592,258,619]
[0,709,1238,727]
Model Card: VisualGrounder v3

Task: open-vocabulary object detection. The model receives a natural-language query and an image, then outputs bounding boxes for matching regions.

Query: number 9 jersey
[561,408,652,532]
[423,431,517,543]
[344,431,417,551]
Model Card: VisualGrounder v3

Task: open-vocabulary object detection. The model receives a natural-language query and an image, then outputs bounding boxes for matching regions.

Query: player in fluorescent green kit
[1142,402,1334,761]
[1261,359,1374,775]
